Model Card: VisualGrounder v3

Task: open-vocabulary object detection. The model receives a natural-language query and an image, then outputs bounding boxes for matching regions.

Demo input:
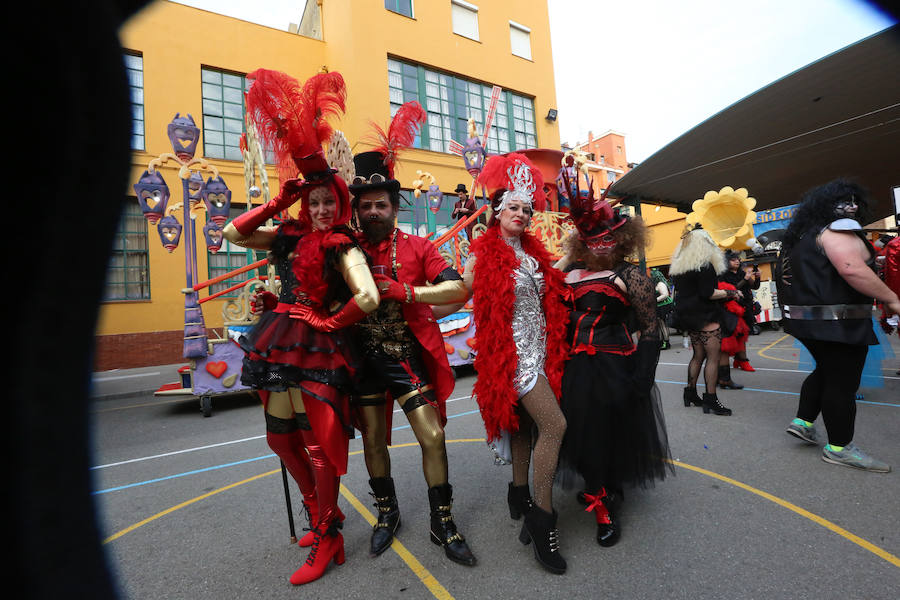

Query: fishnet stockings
[510,375,566,512]
[687,326,722,393]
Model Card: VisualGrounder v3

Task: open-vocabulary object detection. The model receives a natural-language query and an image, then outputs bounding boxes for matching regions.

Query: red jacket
[885,237,900,297]
[357,229,455,426]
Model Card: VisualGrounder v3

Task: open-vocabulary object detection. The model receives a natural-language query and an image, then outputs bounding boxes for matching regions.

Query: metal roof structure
[610,25,900,219]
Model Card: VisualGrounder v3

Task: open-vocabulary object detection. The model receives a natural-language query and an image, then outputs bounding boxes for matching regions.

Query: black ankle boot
[428,483,476,566]
[593,490,621,547]
[718,365,743,389]
[522,505,566,574]
[702,392,733,416]
[369,477,400,556]
[507,482,533,520]
[683,387,703,407]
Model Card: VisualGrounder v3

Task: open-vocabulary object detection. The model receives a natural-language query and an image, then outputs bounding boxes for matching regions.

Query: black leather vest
[776,228,875,345]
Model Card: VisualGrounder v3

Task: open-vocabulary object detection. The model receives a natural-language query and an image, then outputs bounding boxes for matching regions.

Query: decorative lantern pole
[134,113,232,359]
[412,170,442,235]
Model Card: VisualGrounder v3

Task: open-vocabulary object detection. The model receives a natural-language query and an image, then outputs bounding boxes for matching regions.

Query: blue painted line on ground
[93,405,481,495]
[654,379,899,407]
[93,455,274,495]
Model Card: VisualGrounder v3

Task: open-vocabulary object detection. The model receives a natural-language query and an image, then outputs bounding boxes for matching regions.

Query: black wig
[782,178,871,251]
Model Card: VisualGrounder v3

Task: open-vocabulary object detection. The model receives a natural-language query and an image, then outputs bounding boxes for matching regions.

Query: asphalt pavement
[90,328,900,599]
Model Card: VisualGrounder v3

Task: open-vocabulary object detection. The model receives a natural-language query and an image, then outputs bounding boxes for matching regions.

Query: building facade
[96,0,560,370]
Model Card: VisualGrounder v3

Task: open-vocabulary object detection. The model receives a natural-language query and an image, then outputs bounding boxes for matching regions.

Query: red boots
[734,359,756,372]
[290,520,345,585]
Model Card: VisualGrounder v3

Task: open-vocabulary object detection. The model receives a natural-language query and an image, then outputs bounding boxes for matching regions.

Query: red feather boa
[470,226,568,442]
[291,227,355,310]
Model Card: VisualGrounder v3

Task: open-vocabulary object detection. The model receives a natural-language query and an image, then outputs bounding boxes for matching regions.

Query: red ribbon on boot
[583,489,612,524]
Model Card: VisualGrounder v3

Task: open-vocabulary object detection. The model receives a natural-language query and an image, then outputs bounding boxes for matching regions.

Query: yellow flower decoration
[687,186,757,249]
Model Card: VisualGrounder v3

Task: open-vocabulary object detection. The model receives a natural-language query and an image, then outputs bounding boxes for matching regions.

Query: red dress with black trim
[237,223,359,475]
[356,229,455,440]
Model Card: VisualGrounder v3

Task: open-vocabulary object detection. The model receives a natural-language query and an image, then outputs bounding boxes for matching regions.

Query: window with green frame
[207,206,267,297]
[124,52,145,150]
[201,67,276,164]
[396,189,486,239]
[384,0,413,18]
[104,198,150,301]
[387,58,537,155]
[201,67,250,161]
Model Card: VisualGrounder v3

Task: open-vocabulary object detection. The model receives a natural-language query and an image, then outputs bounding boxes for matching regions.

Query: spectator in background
[720,250,761,372]
[451,183,478,240]
[777,179,899,472]
[651,268,675,350]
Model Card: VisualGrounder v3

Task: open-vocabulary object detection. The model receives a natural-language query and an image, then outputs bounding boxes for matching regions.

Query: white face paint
[834,197,859,219]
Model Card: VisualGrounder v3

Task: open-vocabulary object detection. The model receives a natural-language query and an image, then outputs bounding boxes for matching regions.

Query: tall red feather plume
[365,101,426,178]
[476,153,546,211]
[245,69,346,182]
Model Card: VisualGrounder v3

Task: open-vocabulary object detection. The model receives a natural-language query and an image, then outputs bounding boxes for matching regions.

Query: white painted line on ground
[93,371,162,382]
[91,436,265,470]
[658,362,899,379]
[93,395,477,470]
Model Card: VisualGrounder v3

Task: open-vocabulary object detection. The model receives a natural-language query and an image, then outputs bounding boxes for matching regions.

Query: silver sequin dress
[504,236,547,397]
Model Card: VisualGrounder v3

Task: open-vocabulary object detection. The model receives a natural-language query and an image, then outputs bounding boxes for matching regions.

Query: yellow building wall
[640,204,686,267]
[98,0,559,343]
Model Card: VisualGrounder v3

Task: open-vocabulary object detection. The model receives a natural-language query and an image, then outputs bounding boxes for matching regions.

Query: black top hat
[454,183,468,194]
[348,151,401,197]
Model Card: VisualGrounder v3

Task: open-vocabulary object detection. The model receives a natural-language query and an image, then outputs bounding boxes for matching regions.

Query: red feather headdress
[363,101,427,178]
[569,183,627,253]
[477,152,546,212]
[245,69,346,182]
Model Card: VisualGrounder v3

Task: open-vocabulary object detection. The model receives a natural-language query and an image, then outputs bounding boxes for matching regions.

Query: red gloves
[373,274,414,303]
[289,298,368,332]
[229,178,303,235]
[250,290,278,315]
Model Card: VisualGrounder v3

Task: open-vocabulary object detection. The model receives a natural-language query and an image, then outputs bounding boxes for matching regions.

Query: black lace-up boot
[522,505,566,574]
[683,387,703,407]
[368,477,400,556]
[702,392,733,416]
[507,482,533,520]
[428,483,476,566]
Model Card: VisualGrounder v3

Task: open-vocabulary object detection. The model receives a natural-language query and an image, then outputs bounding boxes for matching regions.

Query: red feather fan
[245,69,346,182]
[364,101,427,178]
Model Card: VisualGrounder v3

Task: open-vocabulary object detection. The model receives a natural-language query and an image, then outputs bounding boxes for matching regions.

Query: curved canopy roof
[610,25,900,219]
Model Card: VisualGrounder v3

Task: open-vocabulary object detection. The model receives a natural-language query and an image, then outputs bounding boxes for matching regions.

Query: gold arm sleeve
[412,279,469,305]
[339,246,380,313]
[222,223,277,251]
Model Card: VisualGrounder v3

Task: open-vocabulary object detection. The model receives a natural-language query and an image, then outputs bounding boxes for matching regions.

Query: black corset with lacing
[565,276,636,356]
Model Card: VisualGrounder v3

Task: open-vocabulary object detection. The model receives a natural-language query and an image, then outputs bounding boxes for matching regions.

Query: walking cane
[280,460,297,544]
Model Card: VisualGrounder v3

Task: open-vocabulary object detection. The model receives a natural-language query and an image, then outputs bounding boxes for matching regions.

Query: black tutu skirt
[557,352,673,492]
[237,305,357,393]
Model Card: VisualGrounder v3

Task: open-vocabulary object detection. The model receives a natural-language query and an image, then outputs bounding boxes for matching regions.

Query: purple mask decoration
[157,215,182,252]
[188,171,206,208]
[427,184,443,214]
[202,176,232,225]
[462,136,487,178]
[203,220,224,253]
[167,113,201,162]
[134,169,170,225]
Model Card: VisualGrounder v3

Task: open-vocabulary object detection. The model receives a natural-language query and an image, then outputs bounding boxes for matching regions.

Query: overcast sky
[171,0,895,162]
